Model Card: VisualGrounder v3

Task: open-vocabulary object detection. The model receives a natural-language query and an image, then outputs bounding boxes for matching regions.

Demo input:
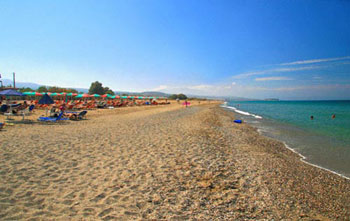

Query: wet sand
[0,103,349,220]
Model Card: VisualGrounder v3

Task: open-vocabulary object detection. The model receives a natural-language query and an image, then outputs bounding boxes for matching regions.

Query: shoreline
[221,104,350,181]
[282,142,350,181]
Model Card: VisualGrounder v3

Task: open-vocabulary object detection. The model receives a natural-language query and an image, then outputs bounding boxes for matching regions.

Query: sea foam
[222,104,263,119]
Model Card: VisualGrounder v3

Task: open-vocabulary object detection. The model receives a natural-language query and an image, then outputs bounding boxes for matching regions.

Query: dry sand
[0,103,349,220]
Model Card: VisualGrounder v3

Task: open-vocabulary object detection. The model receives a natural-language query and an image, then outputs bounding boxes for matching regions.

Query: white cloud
[231,82,237,86]
[187,84,214,90]
[251,84,350,92]
[152,85,168,91]
[233,56,350,80]
[233,66,320,79]
[255,77,293,81]
[280,56,350,66]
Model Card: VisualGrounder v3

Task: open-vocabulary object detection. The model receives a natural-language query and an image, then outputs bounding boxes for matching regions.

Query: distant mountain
[73,88,89,93]
[186,94,257,101]
[112,91,168,96]
[138,91,169,97]
[1,79,42,89]
[225,96,260,101]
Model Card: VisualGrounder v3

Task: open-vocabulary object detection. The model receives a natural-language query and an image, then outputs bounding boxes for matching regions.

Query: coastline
[219,105,349,219]
[0,103,349,219]
[283,142,350,181]
[222,103,350,180]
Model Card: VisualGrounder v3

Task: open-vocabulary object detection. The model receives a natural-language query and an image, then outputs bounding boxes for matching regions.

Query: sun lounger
[66,110,87,120]
[0,123,4,130]
[38,112,69,122]
[77,110,87,120]
[21,104,35,116]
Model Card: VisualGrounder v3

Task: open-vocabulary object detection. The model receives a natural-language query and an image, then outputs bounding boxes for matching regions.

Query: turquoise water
[224,100,350,178]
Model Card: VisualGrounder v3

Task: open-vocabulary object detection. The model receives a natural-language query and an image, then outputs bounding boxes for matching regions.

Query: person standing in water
[332,114,336,119]
[310,115,314,120]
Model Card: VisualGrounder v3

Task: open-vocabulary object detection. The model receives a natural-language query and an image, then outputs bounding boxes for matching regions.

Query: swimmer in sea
[332,114,336,119]
[310,115,314,120]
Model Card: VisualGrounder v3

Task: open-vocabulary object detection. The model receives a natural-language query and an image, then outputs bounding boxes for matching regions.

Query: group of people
[49,104,66,117]
[49,104,84,120]
[0,100,32,114]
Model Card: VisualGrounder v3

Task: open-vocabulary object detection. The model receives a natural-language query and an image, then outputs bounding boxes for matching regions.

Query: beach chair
[77,110,87,120]
[0,123,4,130]
[4,105,16,119]
[38,112,69,122]
[21,104,35,116]
[66,110,87,120]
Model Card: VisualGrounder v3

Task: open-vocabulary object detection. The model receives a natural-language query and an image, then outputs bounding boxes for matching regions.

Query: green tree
[104,87,115,95]
[66,88,78,93]
[169,94,187,100]
[37,86,48,92]
[169,94,178,99]
[47,86,62,92]
[88,81,105,95]
[177,93,187,100]
[19,87,34,92]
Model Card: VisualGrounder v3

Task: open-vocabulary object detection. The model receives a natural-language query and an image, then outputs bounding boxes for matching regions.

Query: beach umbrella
[101,94,111,98]
[102,94,114,98]
[110,95,119,99]
[41,92,52,96]
[137,96,144,99]
[76,93,91,98]
[23,91,34,96]
[91,94,101,98]
[121,96,128,99]
[0,89,24,96]
[34,92,43,96]
[38,94,54,116]
[38,94,54,105]
[23,92,43,98]
[66,93,78,96]
[50,93,61,96]
[60,92,67,96]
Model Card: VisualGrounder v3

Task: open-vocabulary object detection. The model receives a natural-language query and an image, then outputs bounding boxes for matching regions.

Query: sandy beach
[0,103,349,220]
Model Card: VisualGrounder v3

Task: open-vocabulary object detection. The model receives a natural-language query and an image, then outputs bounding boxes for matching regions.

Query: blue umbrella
[0,89,24,96]
[38,94,54,104]
[38,94,54,116]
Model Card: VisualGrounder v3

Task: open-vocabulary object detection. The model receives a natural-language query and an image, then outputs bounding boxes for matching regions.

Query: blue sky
[0,0,349,99]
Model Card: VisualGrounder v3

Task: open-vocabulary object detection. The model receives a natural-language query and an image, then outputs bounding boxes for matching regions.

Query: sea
[222,100,350,179]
